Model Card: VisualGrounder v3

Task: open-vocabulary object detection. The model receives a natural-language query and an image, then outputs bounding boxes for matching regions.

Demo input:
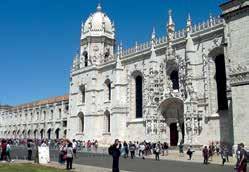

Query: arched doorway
[135,75,143,118]
[160,98,184,146]
[214,55,228,110]
[47,128,52,140]
[55,128,60,139]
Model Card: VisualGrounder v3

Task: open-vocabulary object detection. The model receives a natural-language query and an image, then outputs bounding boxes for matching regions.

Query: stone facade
[1,0,249,147]
[68,1,249,146]
[0,95,69,139]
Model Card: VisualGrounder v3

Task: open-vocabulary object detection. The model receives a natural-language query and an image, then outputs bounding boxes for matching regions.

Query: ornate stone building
[0,96,69,140]
[0,0,249,147]
[68,0,249,146]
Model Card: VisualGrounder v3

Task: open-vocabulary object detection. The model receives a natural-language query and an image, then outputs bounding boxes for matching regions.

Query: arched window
[40,129,44,139]
[43,111,46,121]
[105,79,111,101]
[135,75,143,118]
[47,128,51,140]
[83,51,88,67]
[104,111,111,133]
[78,112,84,133]
[50,110,54,120]
[55,128,60,139]
[80,85,86,103]
[170,70,179,90]
[215,55,228,110]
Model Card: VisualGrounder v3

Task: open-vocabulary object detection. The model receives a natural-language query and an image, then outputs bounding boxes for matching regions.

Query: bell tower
[80,4,115,66]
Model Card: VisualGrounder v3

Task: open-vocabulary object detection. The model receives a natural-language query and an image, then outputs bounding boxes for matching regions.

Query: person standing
[129,141,136,159]
[238,143,247,172]
[109,139,121,172]
[66,142,73,170]
[154,143,160,161]
[123,141,128,158]
[6,141,11,162]
[72,139,77,158]
[203,146,209,165]
[27,140,33,161]
[1,139,7,161]
[235,144,242,170]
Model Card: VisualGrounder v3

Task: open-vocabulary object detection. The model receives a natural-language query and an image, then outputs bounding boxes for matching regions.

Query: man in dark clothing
[27,140,33,160]
[129,141,136,159]
[238,143,247,172]
[203,146,209,164]
[110,139,121,172]
[1,139,7,161]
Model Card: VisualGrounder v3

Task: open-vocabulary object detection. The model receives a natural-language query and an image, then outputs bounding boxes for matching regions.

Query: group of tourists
[113,140,170,161]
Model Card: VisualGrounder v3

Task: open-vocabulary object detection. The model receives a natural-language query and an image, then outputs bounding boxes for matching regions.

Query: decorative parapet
[72,16,223,70]
[118,16,223,59]
[229,63,249,86]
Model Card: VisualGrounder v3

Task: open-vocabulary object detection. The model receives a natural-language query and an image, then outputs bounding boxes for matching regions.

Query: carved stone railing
[117,16,223,59]
[229,63,249,86]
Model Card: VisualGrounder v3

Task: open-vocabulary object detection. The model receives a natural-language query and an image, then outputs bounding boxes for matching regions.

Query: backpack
[245,150,249,163]
[108,145,114,155]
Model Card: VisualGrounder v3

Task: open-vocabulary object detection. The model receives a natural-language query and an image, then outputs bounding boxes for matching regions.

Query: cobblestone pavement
[9,146,249,172]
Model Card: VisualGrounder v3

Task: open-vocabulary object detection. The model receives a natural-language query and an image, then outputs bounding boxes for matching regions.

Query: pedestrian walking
[66,142,73,170]
[179,141,184,157]
[203,146,209,164]
[208,145,213,161]
[187,145,194,160]
[238,143,248,172]
[108,139,121,172]
[220,146,227,166]
[139,142,145,160]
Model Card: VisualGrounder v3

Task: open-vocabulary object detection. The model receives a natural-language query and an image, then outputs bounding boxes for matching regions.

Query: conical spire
[151,27,156,50]
[116,42,123,69]
[96,3,102,12]
[186,13,195,52]
[186,13,192,38]
[151,27,156,40]
[168,9,175,27]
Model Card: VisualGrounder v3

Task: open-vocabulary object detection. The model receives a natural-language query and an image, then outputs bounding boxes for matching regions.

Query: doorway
[170,123,178,146]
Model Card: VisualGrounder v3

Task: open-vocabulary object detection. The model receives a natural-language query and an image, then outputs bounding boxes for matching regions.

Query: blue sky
[0,0,226,105]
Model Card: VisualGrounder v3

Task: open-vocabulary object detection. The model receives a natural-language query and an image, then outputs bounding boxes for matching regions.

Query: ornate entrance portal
[160,98,184,146]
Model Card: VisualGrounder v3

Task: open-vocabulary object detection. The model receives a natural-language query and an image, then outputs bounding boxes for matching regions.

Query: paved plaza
[9,146,248,172]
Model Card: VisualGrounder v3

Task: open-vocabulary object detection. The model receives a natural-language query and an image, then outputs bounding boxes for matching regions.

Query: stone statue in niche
[186,118,192,132]
[146,121,152,134]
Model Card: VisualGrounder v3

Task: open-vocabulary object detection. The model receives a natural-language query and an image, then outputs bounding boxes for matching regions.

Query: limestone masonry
[1,0,249,147]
